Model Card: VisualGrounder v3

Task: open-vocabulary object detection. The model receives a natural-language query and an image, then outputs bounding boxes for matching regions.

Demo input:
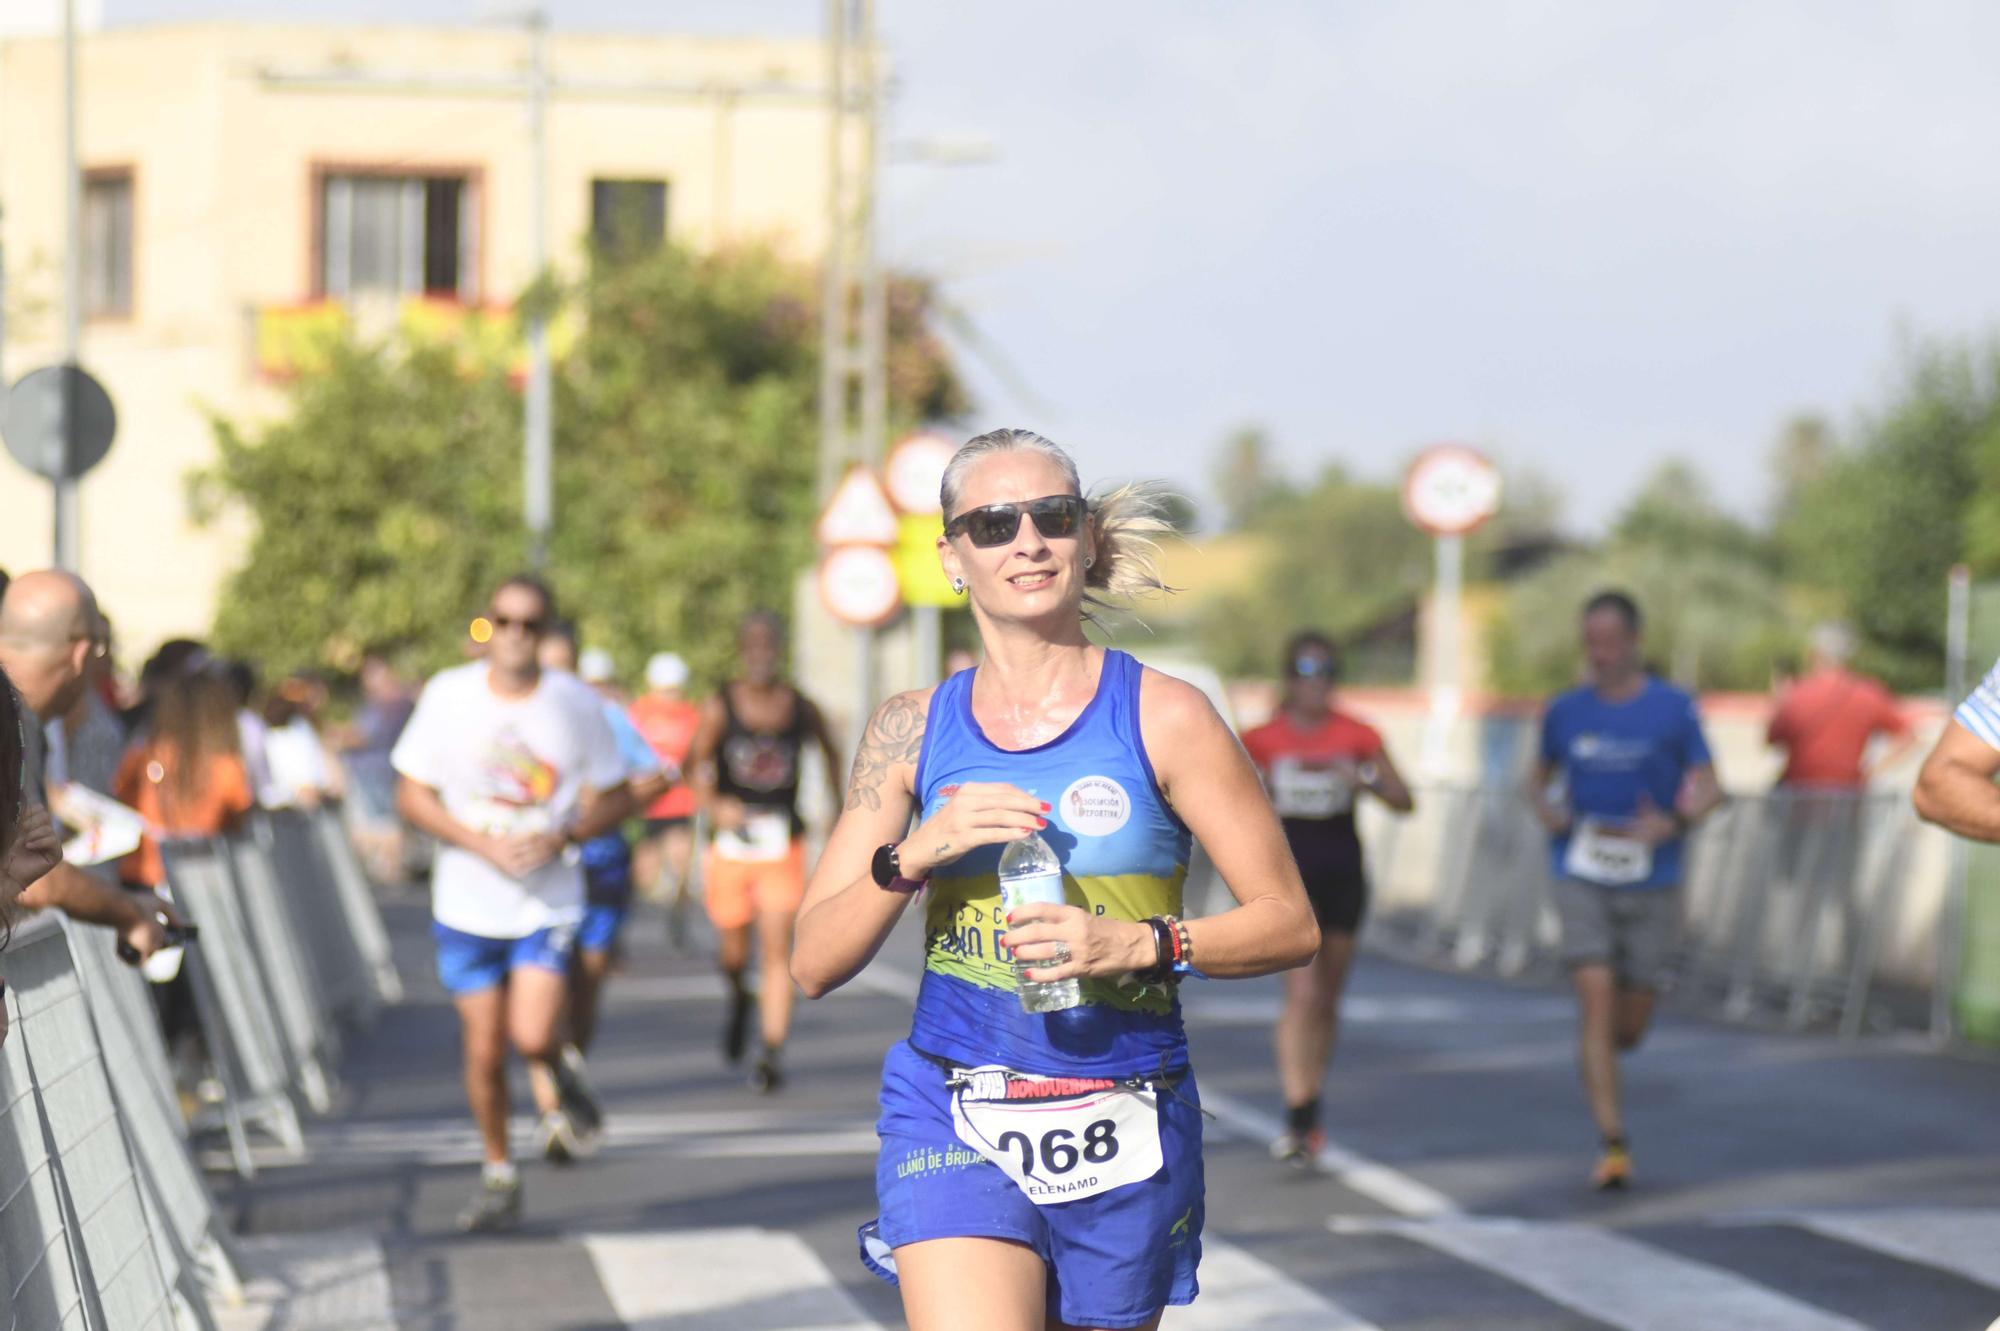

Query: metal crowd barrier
[0,806,406,1327]
[0,911,192,1330]
[1365,784,1923,1036]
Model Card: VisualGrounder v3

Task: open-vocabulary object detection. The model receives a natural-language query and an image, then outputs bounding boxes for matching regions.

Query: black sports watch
[871,842,926,894]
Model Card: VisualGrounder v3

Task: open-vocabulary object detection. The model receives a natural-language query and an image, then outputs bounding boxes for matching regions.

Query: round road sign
[1,364,117,481]
[1403,444,1501,536]
[885,432,956,515]
[819,544,903,628]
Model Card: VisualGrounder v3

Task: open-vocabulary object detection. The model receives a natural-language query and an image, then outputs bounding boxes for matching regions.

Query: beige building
[0,21,834,654]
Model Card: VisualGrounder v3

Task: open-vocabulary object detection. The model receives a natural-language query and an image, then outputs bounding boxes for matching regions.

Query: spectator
[2,675,66,1049]
[1767,622,1916,789]
[53,607,127,797]
[262,673,338,809]
[0,571,172,962]
[114,665,256,893]
[335,652,416,882]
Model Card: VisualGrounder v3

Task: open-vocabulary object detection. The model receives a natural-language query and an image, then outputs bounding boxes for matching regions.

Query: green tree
[1780,342,1996,689]
[1487,457,1792,695]
[1209,425,1293,532]
[1193,463,1431,681]
[195,243,966,686]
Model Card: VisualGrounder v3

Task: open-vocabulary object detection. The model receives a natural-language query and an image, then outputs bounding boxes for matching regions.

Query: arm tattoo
[846,693,926,812]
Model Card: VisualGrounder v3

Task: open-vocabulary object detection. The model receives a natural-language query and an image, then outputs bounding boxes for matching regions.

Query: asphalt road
[211,890,2000,1331]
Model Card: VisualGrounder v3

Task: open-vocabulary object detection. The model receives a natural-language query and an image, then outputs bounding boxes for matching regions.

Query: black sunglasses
[944,494,1087,549]
[491,614,547,635]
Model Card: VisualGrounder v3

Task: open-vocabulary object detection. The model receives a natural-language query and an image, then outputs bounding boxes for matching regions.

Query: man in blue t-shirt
[1529,590,1720,1191]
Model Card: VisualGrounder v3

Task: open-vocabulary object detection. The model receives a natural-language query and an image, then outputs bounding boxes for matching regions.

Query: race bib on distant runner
[1564,818,1653,886]
[949,1065,1163,1205]
[1269,758,1354,819]
[715,809,791,862]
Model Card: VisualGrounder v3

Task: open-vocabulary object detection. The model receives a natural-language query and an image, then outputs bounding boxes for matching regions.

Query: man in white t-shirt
[392,574,632,1232]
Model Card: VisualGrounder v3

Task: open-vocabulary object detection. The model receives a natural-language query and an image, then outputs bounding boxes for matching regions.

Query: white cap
[577,647,617,684]
[645,652,690,691]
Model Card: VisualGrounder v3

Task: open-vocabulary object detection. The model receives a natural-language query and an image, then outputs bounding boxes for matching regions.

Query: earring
[952,577,966,595]
[1084,555,1095,569]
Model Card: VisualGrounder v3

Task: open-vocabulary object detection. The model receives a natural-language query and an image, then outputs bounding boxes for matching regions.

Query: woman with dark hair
[793,428,1320,1331]
[1239,631,1414,1165]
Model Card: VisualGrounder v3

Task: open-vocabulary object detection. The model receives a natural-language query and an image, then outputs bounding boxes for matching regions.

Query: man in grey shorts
[1529,591,1721,1190]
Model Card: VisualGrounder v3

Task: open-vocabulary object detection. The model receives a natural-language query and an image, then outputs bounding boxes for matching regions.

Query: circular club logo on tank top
[1060,775,1131,836]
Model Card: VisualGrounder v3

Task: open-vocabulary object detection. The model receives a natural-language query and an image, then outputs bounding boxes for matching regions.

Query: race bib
[715,809,791,863]
[949,1065,1164,1205]
[1564,818,1653,886]
[1269,758,1354,819]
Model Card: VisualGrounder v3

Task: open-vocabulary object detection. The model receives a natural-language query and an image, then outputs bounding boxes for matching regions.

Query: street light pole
[56,0,82,571]
[523,8,553,569]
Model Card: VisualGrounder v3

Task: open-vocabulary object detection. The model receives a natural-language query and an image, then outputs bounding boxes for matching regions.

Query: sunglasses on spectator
[944,495,1087,549]
[490,615,547,635]
[1290,656,1335,679]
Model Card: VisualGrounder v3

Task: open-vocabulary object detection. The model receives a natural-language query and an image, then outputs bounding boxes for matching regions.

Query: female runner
[794,428,1319,1330]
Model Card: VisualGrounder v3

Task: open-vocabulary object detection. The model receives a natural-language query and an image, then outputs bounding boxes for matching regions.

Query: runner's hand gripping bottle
[999,832,1082,1013]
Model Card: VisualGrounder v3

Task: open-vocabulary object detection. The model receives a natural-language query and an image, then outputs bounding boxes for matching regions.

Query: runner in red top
[1239,631,1414,1166]
[629,653,703,948]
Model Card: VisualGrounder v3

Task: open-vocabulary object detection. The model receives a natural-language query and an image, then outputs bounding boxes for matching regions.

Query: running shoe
[749,1049,784,1095]
[539,1109,582,1166]
[553,1045,605,1138]
[456,1175,522,1233]
[1271,1128,1326,1170]
[723,986,755,1065]
[1592,1141,1632,1190]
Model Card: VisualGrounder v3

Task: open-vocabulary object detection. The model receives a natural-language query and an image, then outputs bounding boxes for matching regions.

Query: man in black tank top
[689,612,842,1092]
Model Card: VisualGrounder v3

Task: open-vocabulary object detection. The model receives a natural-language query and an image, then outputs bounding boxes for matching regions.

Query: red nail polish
[1040,801,1053,812]
[1036,817,1048,828]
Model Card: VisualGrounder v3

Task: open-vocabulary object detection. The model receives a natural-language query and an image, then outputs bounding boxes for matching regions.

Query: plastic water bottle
[999,832,1082,1013]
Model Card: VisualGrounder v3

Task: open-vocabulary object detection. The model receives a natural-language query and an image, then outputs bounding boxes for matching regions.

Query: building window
[82,170,134,318]
[319,173,475,300]
[590,178,667,262]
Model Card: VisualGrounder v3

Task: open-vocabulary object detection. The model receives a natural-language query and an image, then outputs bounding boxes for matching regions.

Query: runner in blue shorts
[793,429,1319,1331]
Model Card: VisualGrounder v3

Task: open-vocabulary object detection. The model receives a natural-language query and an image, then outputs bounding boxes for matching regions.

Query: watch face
[871,843,897,887]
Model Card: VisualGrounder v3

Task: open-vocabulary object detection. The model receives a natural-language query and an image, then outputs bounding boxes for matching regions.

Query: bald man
[0,570,172,959]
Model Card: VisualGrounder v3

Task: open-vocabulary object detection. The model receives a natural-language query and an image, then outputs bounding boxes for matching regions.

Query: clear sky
[93,0,2000,531]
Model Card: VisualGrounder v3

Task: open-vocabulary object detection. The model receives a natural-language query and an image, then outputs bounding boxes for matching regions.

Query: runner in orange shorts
[688,612,841,1092]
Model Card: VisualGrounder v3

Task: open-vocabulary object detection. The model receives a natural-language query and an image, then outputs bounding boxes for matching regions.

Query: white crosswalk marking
[1770,1208,2000,1291]
[1200,1088,1460,1218]
[1353,1217,1873,1331]
[581,1228,888,1331]
[1168,1237,1382,1329]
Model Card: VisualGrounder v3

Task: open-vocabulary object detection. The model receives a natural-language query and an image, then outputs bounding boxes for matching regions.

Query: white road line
[211,1232,395,1331]
[1344,1216,1873,1331]
[582,1228,887,1330]
[1182,994,1575,1026]
[1200,1088,1460,1219]
[1169,1236,1382,1329]
[1762,1208,2000,1291]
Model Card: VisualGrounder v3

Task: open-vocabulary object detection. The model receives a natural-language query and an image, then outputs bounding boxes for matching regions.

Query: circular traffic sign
[818,544,903,628]
[1403,444,1501,536]
[1,364,117,480]
[885,432,956,515]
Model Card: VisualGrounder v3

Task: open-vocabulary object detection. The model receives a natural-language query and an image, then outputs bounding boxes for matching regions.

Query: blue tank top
[908,649,1193,1077]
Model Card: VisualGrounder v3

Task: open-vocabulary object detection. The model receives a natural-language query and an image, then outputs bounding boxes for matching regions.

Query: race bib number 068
[949,1067,1164,1205]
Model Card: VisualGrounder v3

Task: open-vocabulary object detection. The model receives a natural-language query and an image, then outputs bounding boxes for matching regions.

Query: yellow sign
[894,513,961,608]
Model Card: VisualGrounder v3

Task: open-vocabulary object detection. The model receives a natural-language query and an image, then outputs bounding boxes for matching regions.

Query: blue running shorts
[431,921,575,996]
[860,1040,1204,1329]
[576,901,629,955]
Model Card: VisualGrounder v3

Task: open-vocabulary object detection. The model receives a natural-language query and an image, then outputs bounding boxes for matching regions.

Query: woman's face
[940,451,1094,627]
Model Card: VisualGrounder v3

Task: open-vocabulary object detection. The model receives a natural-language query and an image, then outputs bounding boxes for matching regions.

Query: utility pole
[56,0,82,571]
[523,9,552,569]
[819,0,886,731]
